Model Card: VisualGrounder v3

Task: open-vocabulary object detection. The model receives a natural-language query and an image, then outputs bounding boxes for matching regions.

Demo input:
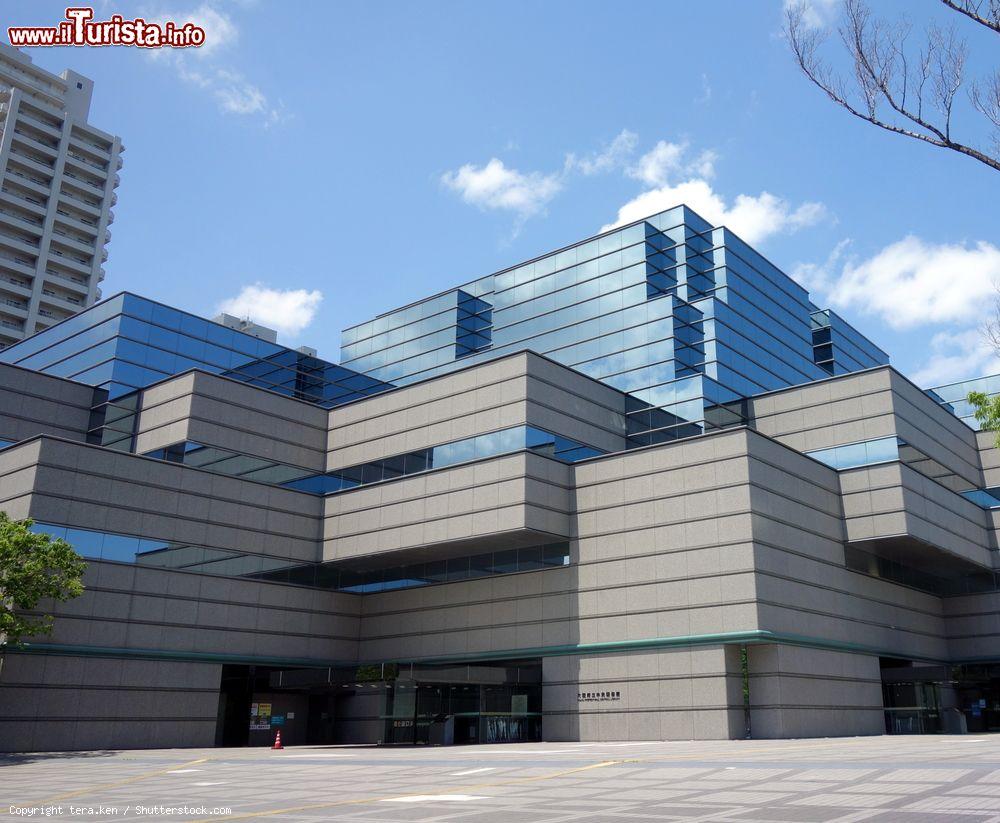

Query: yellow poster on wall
[250,702,272,731]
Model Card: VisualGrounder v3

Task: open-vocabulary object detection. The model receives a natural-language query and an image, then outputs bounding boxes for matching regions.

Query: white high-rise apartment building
[0,43,123,348]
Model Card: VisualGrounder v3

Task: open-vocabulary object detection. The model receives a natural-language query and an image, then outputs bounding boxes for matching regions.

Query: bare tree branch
[984,284,1000,356]
[972,69,1000,155]
[940,0,1000,34]
[785,0,1000,172]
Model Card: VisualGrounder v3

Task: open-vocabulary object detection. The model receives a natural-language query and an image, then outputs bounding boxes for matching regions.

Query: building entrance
[382,676,541,745]
[882,659,1000,734]
[218,659,543,746]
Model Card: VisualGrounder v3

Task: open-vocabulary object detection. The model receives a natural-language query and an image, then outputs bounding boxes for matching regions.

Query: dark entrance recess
[216,664,255,747]
[382,677,542,745]
[216,664,325,747]
[881,658,1000,734]
[216,659,544,747]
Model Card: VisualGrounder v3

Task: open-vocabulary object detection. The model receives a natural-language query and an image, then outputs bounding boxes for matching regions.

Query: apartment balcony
[4,67,65,108]
[0,274,32,300]
[0,296,29,316]
[0,251,37,277]
[41,288,84,309]
[0,232,42,255]
[12,126,59,156]
[0,315,25,334]
[65,150,108,176]
[101,248,108,262]
[4,86,65,121]
[67,133,111,162]
[54,208,99,237]
[8,148,56,176]
[51,227,97,256]
[10,132,58,166]
[62,169,105,196]
[36,304,71,323]
[58,189,102,217]
[5,167,51,196]
[69,128,113,157]
[16,108,62,139]
[44,268,89,294]
[116,156,123,171]
[0,187,47,217]
[47,245,92,274]
[0,206,44,234]
[104,228,111,243]
[34,310,59,327]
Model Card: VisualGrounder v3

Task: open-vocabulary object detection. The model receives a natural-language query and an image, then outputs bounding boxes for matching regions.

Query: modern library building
[2,205,1000,751]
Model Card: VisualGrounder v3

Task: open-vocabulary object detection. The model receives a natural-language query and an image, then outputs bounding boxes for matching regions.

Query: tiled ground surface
[5,736,1000,821]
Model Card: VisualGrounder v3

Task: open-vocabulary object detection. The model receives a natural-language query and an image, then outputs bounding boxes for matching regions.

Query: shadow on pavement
[0,749,121,765]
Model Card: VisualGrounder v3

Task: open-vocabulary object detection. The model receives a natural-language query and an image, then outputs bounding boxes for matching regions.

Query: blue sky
[6,0,1000,387]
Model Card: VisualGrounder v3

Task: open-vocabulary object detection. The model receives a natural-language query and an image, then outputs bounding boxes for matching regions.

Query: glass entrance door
[380,680,541,744]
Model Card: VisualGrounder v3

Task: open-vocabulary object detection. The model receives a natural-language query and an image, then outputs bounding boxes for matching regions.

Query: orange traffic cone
[272,730,283,750]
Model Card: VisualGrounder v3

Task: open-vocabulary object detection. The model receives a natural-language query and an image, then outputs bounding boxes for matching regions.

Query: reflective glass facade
[0,292,393,405]
[145,425,605,495]
[806,436,900,470]
[342,206,889,443]
[810,309,887,376]
[928,373,1000,429]
[29,521,570,593]
[0,207,891,449]
[806,435,1000,510]
[0,292,395,451]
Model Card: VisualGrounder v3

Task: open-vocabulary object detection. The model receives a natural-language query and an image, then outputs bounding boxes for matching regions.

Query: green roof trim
[6,629,951,669]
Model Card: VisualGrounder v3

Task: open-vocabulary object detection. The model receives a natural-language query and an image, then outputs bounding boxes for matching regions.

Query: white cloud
[217,285,323,338]
[146,4,285,124]
[688,149,718,180]
[441,159,562,220]
[178,4,238,55]
[443,131,639,229]
[628,141,685,188]
[910,328,1000,387]
[600,178,826,245]
[627,140,717,188]
[791,235,1000,387]
[789,238,852,296]
[783,0,840,30]
[213,69,267,114]
[832,237,1000,329]
[445,135,817,245]
[565,129,638,176]
[697,73,712,105]
[146,3,238,59]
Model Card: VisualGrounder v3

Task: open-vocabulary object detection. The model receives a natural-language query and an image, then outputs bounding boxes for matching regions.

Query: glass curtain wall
[341,206,888,445]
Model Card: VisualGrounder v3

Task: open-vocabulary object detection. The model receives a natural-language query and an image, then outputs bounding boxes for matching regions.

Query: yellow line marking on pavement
[16,757,211,804]
[18,735,987,821]
[186,758,625,822]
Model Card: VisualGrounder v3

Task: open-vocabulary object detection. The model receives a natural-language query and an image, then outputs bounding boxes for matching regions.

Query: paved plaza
[5,736,1000,821]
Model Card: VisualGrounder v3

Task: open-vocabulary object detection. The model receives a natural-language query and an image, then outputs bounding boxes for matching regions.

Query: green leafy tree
[969,391,1000,446]
[0,513,86,659]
